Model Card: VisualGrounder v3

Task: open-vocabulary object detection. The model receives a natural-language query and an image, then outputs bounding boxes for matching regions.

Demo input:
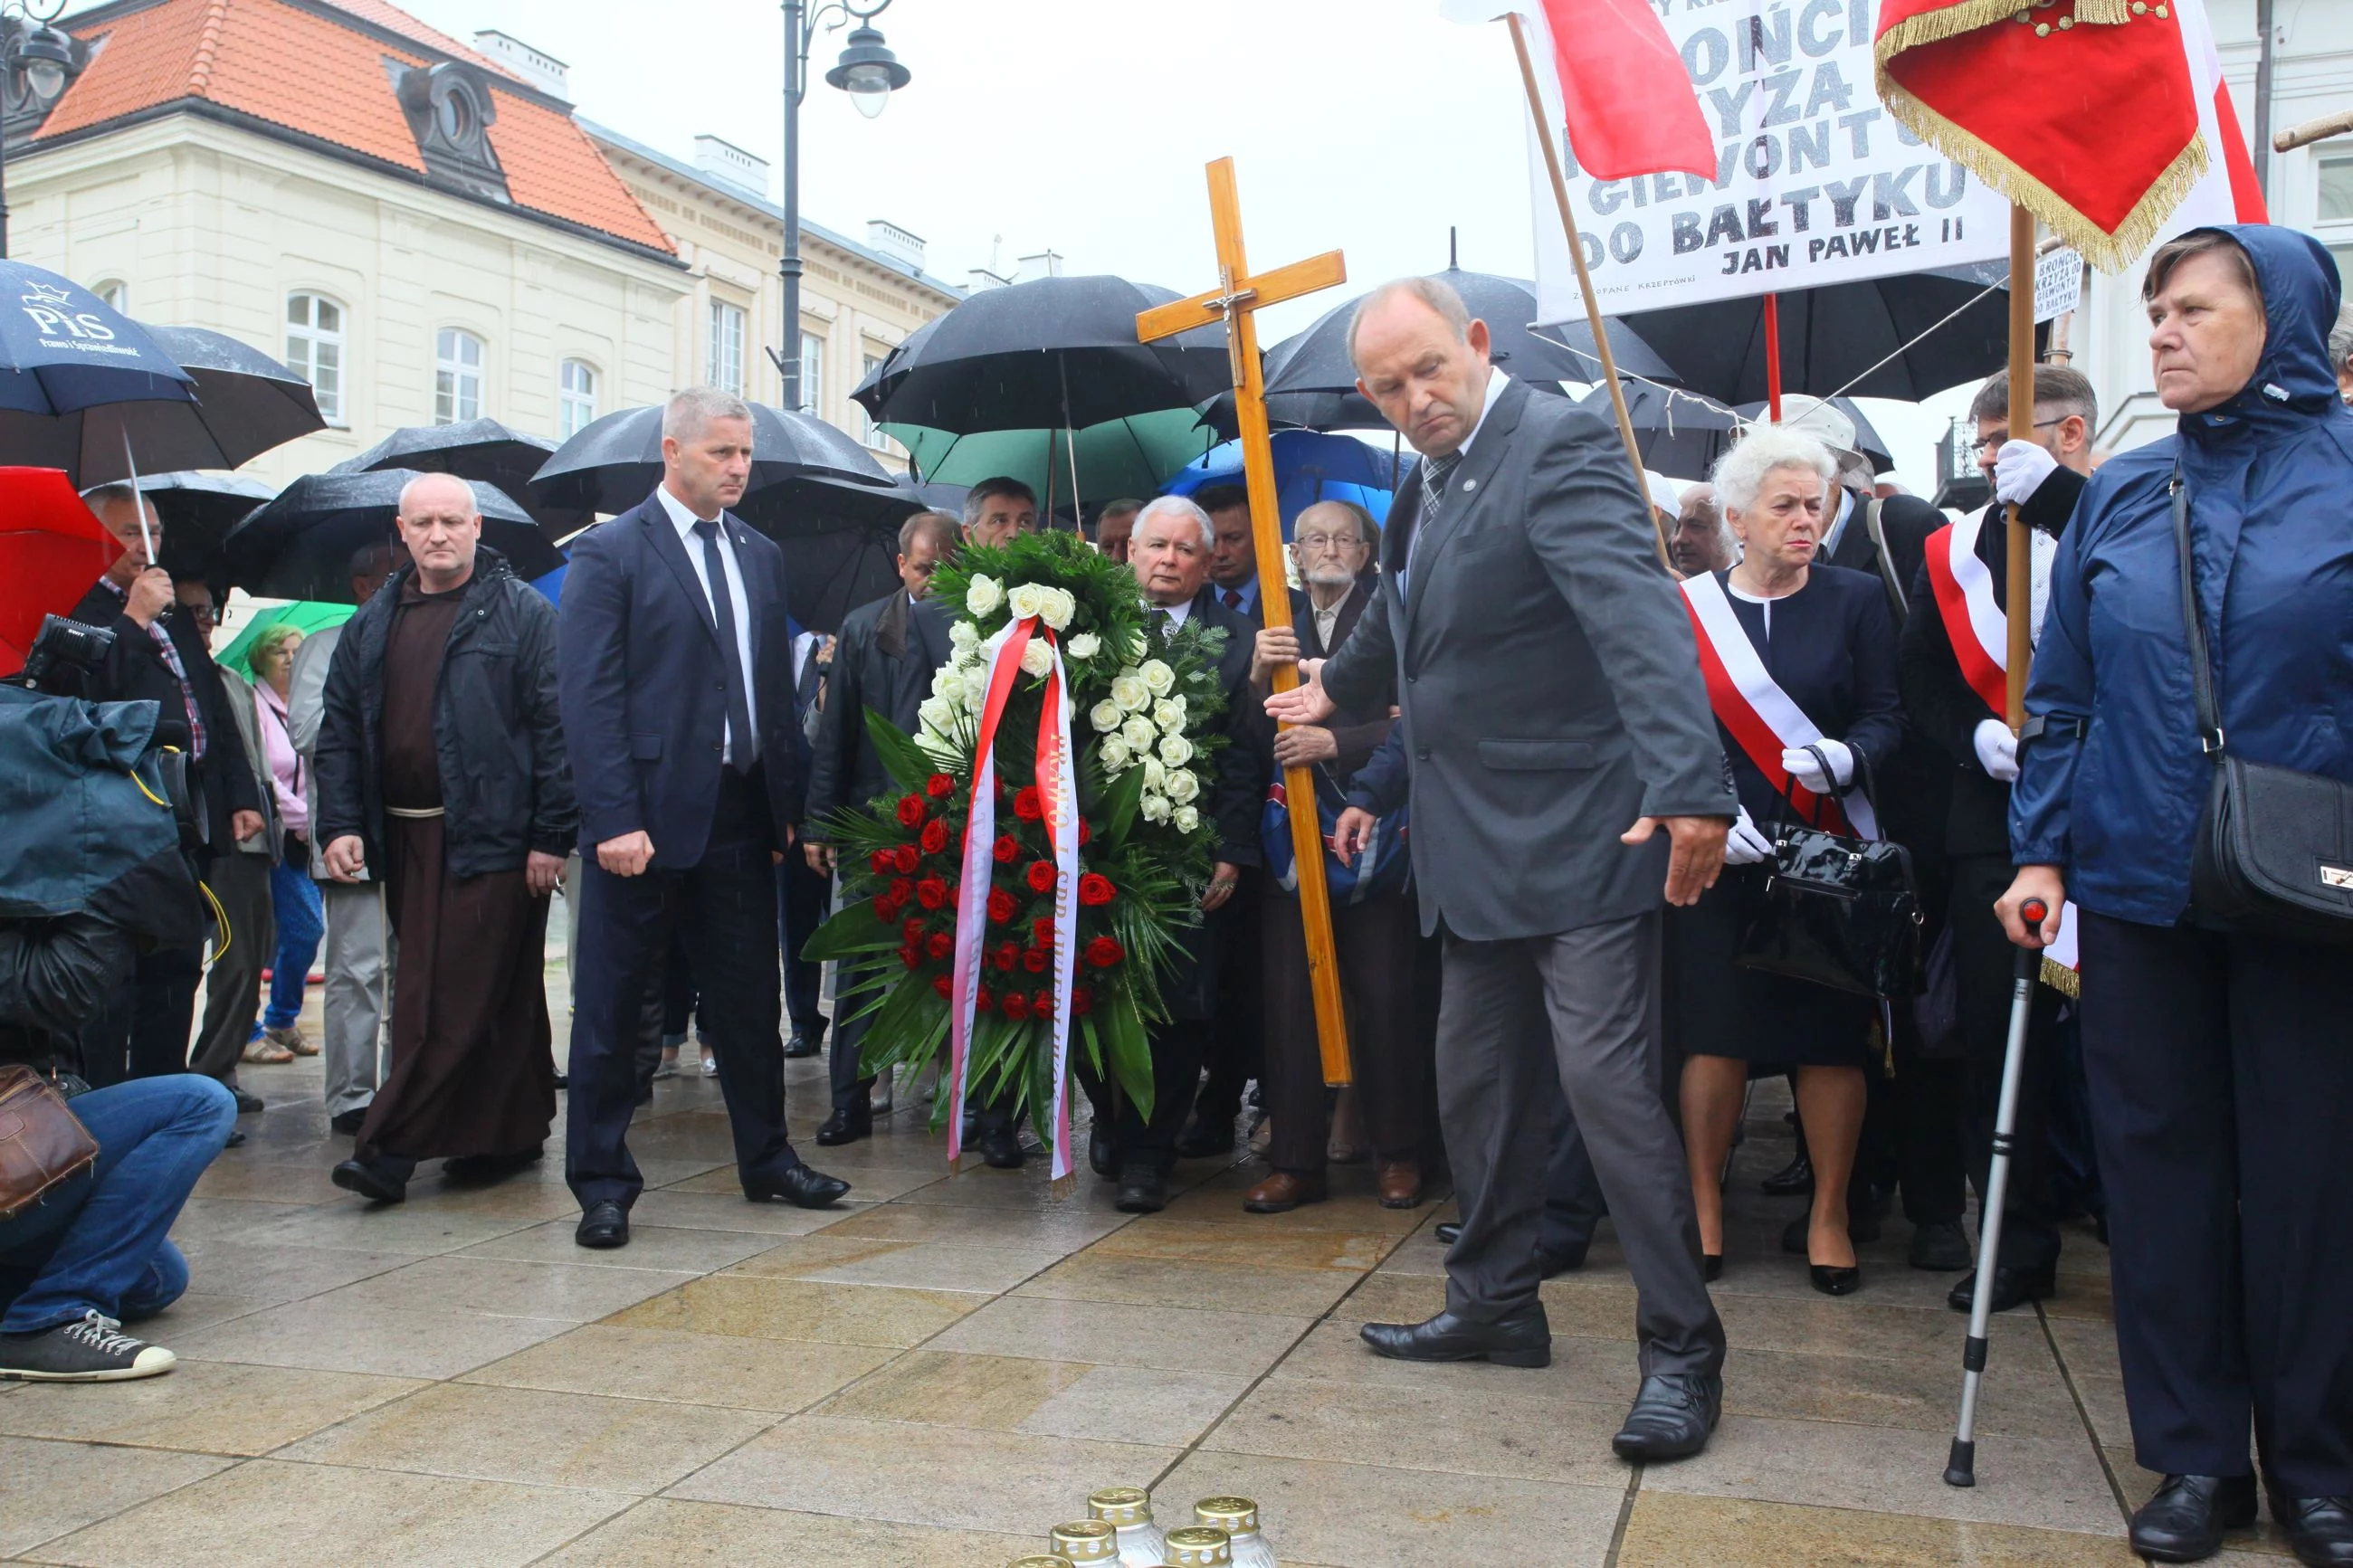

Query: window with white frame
[94,280,128,312]
[860,353,890,448]
[558,358,598,438]
[285,292,346,425]
[800,331,825,414]
[708,300,746,394]
[2318,150,2353,293]
[434,328,483,424]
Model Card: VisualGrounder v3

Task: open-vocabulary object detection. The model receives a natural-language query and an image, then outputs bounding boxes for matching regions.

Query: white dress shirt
[656,483,759,764]
[1215,575,1260,616]
[1147,597,1193,632]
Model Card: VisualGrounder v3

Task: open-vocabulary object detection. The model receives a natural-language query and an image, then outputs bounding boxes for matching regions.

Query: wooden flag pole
[1508,10,1674,574]
[2005,203,2036,730]
[1136,158,1354,1086]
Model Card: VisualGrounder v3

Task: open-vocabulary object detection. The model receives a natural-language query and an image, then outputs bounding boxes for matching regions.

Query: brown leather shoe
[1243,1170,1327,1213]
[1377,1160,1425,1210]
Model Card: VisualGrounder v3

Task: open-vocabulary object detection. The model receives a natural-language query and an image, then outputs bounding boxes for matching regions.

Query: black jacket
[1899,466,2089,858]
[315,550,576,879]
[0,915,133,1070]
[804,589,952,832]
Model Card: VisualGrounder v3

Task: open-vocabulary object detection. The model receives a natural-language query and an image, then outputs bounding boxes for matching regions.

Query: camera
[10,614,114,692]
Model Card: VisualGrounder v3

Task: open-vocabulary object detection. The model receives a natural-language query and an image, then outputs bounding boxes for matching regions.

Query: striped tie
[1405,450,1462,590]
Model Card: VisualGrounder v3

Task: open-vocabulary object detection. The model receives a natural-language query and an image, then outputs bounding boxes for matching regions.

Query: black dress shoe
[1114,1166,1167,1213]
[1435,1221,1462,1246]
[1809,1263,1862,1297]
[2129,1474,2256,1562]
[1703,1252,1723,1282]
[781,1027,821,1059]
[1760,1153,1814,1197]
[746,1163,851,1208]
[224,1129,246,1148]
[231,1088,264,1115]
[815,1108,871,1146]
[2268,1491,2353,1567]
[1174,1120,1234,1159]
[1947,1263,2056,1314]
[1359,1307,1550,1369]
[575,1201,629,1250]
[978,1127,1025,1170]
[551,1072,567,1090]
[1611,1373,1723,1461]
[1908,1218,1974,1271]
[442,1146,543,1184]
[330,1158,407,1205]
[1088,1124,1116,1180]
[1783,1209,1881,1253]
[329,1108,367,1136]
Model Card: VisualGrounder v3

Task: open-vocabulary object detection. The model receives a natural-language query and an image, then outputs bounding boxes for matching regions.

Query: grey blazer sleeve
[1525,417,1734,822]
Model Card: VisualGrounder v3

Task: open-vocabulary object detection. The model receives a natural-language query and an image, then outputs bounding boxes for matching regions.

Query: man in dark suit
[557,387,848,1250]
[67,488,265,1087]
[801,509,959,1147]
[1271,278,1735,1461]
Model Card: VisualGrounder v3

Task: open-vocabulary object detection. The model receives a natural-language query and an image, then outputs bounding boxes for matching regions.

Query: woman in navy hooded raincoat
[2001,225,2353,1566]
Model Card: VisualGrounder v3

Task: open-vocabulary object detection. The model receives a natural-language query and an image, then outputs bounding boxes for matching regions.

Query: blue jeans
[0,1075,234,1334]
[265,860,325,1030]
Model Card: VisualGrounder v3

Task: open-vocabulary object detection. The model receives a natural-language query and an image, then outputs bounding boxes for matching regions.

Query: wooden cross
[1137,157,1354,1086]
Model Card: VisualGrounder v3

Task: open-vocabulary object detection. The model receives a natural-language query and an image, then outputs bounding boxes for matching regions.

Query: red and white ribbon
[1923,510,2010,719]
[1681,571,1878,841]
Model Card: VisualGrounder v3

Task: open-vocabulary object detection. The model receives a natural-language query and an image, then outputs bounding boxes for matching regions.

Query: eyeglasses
[1971,417,2067,456]
[1293,531,1365,554]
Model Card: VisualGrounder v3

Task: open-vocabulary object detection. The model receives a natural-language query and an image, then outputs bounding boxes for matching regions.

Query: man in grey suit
[1271,277,1735,1461]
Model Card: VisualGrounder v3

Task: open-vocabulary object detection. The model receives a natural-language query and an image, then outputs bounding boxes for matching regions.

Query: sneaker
[699,1053,719,1079]
[0,1311,177,1383]
[652,1054,680,1080]
[262,1025,313,1059]
[870,1069,895,1116]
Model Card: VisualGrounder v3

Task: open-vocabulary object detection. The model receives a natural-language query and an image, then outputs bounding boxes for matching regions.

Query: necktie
[1221,588,1243,611]
[1405,450,1462,590]
[694,518,757,769]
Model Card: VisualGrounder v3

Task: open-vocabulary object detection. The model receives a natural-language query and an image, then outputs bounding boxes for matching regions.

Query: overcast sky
[404,0,1965,491]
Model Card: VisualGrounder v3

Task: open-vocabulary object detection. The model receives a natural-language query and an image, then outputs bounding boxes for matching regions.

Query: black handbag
[2172,468,2353,944]
[1735,744,1924,999]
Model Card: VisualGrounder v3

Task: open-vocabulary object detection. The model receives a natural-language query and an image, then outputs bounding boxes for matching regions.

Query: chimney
[1015,249,1065,281]
[967,267,1011,293]
[471,31,567,99]
[692,135,771,202]
[865,219,926,273]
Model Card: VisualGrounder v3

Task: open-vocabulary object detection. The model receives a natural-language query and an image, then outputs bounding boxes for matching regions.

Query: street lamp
[772,0,910,414]
[0,0,85,259]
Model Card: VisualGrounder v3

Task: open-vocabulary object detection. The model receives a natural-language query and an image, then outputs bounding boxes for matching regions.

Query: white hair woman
[1671,424,1904,1296]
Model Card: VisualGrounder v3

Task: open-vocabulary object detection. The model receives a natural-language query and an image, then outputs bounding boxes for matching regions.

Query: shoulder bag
[0,1064,100,1221]
[2173,467,2353,943]
[1735,744,1924,999]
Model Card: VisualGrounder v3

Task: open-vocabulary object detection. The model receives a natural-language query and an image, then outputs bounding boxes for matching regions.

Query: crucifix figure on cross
[1136,157,1354,1086]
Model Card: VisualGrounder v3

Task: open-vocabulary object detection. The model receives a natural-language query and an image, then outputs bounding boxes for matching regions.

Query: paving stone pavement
[0,958,2275,1566]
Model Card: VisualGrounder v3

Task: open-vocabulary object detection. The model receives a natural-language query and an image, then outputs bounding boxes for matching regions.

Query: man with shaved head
[315,472,575,1206]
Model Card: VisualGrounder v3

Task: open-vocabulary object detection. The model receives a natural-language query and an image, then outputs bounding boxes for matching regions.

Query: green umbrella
[216,600,354,680]
[883,410,1218,517]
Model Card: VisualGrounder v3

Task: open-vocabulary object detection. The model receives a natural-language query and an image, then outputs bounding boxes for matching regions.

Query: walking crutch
[1943,897,2047,1488]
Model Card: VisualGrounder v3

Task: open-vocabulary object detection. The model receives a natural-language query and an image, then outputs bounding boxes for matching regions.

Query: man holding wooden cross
[1268,277,1737,1462]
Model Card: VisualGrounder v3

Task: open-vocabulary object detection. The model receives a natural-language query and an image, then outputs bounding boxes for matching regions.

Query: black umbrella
[333,417,589,540]
[1614,261,2013,406]
[0,323,323,488]
[1588,386,1896,481]
[1263,269,1681,400]
[224,470,556,603]
[131,470,278,581]
[531,403,895,517]
[851,274,1231,432]
[733,471,927,634]
[1195,386,1388,440]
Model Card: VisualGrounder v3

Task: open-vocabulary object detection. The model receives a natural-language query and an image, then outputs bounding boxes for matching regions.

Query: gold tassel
[2072,0,2134,23]
[2040,957,2082,1000]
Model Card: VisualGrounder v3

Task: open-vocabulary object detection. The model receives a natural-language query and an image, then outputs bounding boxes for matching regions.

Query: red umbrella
[0,467,119,676]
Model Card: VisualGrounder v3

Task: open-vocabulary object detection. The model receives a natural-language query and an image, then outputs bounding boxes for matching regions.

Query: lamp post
[772,0,910,414]
[0,0,80,259]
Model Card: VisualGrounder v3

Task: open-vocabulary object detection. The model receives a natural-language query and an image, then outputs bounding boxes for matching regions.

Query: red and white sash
[1922,509,2010,719]
[1680,571,1878,841]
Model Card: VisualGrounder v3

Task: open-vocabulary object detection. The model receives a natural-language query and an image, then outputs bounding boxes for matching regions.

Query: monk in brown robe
[314,473,574,1203]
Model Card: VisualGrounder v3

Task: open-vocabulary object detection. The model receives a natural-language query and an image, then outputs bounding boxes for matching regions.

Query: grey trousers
[190,851,274,1087]
[319,879,394,1118]
[1439,912,1724,1379]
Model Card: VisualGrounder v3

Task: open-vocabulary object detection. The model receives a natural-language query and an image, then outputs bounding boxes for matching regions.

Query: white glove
[1781,738,1853,794]
[1724,806,1773,866]
[1993,439,2058,508]
[1972,717,2020,783]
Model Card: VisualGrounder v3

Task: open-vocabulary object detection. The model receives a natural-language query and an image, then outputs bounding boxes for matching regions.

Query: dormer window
[384,59,509,205]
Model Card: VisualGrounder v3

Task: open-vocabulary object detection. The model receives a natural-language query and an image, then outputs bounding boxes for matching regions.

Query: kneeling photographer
[0,625,235,1383]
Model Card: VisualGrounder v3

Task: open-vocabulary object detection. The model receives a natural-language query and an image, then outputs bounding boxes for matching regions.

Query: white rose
[1039,586,1076,631]
[1129,632,1149,660]
[1139,659,1176,697]
[949,619,981,653]
[1110,676,1149,714]
[1164,766,1200,803]
[1099,735,1132,771]
[1121,716,1157,752]
[1140,791,1171,823]
[1091,698,1123,733]
[965,677,988,714]
[966,575,1004,615]
[1067,631,1100,660]
[1172,803,1200,834]
[931,665,966,701]
[1156,733,1194,769]
[1151,696,1186,731]
[1142,756,1167,793]
[1019,639,1054,679]
[917,697,954,735]
[1007,583,1046,622]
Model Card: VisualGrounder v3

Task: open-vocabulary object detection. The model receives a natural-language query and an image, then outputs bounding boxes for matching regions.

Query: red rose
[892,844,920,874]
[916,876,948,910]
[919,819,948,856]
[896,795,926,828]
[976,984,994,1012]
[994,942,1020,971]
[987,887,1016,925]
[993,834,1019,864]
[1025,860,1057,895]
[901,917,926,946]
[1014,786,1043,822]
[1085,936,1125,968]
[932,974,952,998]
[1032,917,1054,946]
[889,877,914,903]
[874,896,900,924]
[1031,988,1053,1019]
[926,773,956,798]
[1023,946,1047,974]
[1070,986,1094,1016]
[1078,873,1114,907]
[1079,819,1091,847]
[927,931,954,960]
[869,849,894,876]
[1004,992,1030,1021]
[897,945,919,969]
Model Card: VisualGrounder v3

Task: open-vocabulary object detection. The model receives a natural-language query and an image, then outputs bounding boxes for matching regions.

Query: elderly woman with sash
[1673,425,1903,1297]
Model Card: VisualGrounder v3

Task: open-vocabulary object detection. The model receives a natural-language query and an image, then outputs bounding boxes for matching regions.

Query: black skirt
[1663,865,1877,1069]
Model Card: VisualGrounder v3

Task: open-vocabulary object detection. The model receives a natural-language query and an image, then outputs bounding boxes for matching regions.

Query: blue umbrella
[0,261,191,414]
[529,552,568,607]
[1164,429,1409,535]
